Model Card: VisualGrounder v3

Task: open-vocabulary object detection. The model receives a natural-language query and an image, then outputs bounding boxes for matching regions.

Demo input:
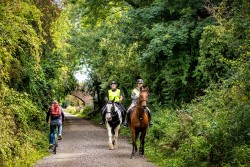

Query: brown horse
[128,87,149,159]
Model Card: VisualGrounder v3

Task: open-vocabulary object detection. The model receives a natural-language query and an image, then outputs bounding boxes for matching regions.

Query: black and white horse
[105,100,122,150]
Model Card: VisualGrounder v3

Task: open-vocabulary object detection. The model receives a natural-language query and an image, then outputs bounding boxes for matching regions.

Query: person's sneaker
[49,144,53,149]
[58,134,62,140]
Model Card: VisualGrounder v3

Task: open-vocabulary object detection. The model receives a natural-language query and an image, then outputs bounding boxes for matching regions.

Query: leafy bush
[144,81,250,166]
[0,84,48,167]
[65,106,78,115]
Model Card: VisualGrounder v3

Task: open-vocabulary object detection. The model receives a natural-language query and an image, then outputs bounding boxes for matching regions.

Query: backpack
[50,103,61,117]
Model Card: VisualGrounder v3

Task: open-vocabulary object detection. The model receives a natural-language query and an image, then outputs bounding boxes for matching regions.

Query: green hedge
[145,83,250,166]
[0,84,48,167]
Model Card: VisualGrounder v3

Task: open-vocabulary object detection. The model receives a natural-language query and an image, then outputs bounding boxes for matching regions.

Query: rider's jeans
[49,119,62,144]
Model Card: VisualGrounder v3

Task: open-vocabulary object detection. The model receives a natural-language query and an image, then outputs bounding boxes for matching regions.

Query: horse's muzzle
[106,117,112,121]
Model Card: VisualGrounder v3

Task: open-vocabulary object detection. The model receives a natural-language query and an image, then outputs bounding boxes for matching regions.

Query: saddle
[127,106,150,123]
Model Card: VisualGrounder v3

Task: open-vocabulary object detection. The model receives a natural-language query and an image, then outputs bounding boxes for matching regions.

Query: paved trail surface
[35,113,156,167]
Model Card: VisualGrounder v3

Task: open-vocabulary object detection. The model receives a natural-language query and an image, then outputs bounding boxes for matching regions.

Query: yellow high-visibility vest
[108,89,120,102]
[132,88,140,98]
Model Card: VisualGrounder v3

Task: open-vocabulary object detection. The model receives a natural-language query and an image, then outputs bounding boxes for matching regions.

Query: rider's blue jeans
[49,119,62,144]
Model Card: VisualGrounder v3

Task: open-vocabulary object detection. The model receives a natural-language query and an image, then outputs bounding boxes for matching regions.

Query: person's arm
[105,96,108,102]
[119,92,123,103]
[131,90,138,101]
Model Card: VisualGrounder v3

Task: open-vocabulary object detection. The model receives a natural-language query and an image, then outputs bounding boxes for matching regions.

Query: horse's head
[105,100,117,122]
[139,87,149,109]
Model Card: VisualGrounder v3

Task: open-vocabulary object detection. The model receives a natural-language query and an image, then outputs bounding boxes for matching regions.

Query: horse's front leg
[131,128,136,159]
[106,124,114,150]
[139,130,147,157]
[113,125,120,149]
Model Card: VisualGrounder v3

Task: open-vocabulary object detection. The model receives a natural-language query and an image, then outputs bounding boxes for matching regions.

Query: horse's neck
[112,107,121,119]
[135,100,141,109]
[135,101,144,118]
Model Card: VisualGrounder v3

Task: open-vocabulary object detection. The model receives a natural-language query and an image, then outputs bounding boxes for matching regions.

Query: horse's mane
[141,87,149,93]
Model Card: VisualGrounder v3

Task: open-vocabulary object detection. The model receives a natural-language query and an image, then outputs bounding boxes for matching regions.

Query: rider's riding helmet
[136,79,144,84]
[110,81,117,85]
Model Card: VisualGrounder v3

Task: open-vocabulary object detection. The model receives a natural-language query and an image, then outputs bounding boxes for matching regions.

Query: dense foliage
[67,0,217,107]
[67,0,250,166]
[0,0,78,166]
[1,0,249,166]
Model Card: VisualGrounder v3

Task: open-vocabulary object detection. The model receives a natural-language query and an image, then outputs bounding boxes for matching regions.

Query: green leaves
[0,0,78,165]
[67,0,215,106]
[0,84,47,166]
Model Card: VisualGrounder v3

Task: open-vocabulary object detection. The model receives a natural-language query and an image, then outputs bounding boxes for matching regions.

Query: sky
[74,66,89,82]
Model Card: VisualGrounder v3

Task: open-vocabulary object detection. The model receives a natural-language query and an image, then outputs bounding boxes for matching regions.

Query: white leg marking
[106,123,114,150]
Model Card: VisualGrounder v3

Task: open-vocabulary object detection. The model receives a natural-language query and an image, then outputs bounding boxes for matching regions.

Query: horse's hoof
[142,155,145,158]
[109,147,114,150]
[131,156,135,159]
[109,144,114,150]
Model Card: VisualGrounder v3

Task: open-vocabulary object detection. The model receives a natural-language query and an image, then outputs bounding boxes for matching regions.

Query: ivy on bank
[0,0,78,166]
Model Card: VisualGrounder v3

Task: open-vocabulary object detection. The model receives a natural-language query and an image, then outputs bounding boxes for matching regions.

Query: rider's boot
[123,111,130,127]
[122,114,128,127]
[122,110,126,126]
[122,112,127,127]
[147,109,153,126]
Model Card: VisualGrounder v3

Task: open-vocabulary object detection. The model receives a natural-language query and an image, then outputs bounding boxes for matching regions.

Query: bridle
[106,102,120,122]
[140,99,148,103]
[106,102,116,114]
[139,92,148,109]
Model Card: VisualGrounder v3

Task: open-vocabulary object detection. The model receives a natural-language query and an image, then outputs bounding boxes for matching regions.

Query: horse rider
[100,81,126,125]
[124,79,153,127]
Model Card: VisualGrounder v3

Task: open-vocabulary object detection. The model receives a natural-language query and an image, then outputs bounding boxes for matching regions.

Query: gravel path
[35,113,156,167]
